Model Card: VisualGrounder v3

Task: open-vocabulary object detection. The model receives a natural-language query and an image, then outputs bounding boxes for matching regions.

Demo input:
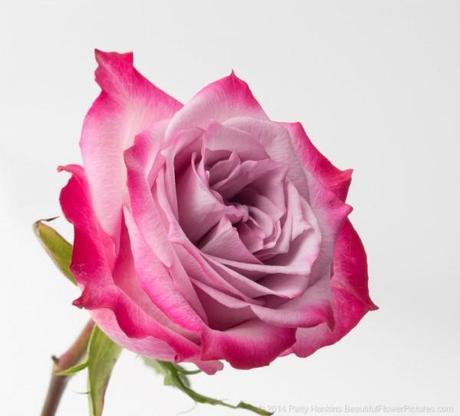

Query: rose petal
[165,72,268,141]
[292,220,377,357]
[91,308,176,361]
[124,135,208,324]
[176,153,246,242]
[204,122,269,161]
[208,152,241,186]
[155,171,259,302]
[259,181,320,259]
[204,257,306,299]
[201,319,296,369]
[193,276,333,329]
[253,276,334,329]
[193,284,256,331]
[81,50,181,243]
[283,122,353,201]
[124,133,173,266]
[59,164,202,361]
[332,220,377,309]
[123,208,207,332]
[199,217,261,264]
[160,127,204,218]
[212,158,282,201]
[224,117,310,200]
[113,220,199,340]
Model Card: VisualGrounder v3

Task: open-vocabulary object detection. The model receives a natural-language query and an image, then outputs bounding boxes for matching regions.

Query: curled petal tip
[369,301,379,311]
[94,49,134,65]
[72,297,85,309]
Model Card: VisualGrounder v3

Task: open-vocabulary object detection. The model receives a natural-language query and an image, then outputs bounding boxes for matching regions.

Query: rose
[59,50,376,374]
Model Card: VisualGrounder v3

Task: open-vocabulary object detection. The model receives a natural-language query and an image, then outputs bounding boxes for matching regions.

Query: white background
[1,1,459,415]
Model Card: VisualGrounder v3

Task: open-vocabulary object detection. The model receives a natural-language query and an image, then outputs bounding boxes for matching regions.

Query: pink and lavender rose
[59,50,377,374]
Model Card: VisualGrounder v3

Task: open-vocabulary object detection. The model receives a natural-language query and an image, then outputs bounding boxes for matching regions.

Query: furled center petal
[173,123,322,277]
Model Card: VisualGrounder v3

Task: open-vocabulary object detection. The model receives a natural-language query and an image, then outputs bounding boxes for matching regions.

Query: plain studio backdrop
[1,1,459,415]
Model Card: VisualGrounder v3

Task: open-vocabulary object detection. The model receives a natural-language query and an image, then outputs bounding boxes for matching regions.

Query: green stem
[41,320,94,416]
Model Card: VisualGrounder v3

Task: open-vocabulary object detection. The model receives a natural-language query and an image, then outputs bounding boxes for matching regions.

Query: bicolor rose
[59,50,376,373]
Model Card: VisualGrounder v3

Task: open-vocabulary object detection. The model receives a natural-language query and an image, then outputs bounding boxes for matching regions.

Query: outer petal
[201,320,296,369]
[165,72,267,141]
[332,220,376,308]
[58,164,116,288]
[59,165,203,361]
[283,122,353,202]
[293,220,377,357]
[80,50,182,242]
[91,309,176,361]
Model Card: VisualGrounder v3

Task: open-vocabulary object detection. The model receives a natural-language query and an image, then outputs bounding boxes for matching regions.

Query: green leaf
[143,358,272,416]
[87,326,122,416]
[143,358,194,388]
[33,218,76,284]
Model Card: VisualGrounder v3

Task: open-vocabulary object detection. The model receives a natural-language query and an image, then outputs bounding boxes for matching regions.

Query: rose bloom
[60,50,376,374]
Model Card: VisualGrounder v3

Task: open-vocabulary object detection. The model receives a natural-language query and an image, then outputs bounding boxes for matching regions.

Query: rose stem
[41,320,95,416]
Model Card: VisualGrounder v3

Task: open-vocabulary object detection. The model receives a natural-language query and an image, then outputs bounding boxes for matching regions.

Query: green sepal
[143,358,272,416]
[87,326,122,416]
[33,218,76,285]
[54,359,89,377]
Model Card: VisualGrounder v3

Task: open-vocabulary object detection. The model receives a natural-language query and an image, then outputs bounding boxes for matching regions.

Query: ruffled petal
[193,275,333,330]
[124,134,208,324]
[59,164,203,361]
[91,308,176,361]
[224,118,310,200]
[176,153,246,242]
[283,122,353,202]
[165,72,267,141]
[204,122,269,161]
[201,320,296,369]
[205,258,307,299]
[293,220,377,357]
[80,50,182,242]
[199,217,260,263]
